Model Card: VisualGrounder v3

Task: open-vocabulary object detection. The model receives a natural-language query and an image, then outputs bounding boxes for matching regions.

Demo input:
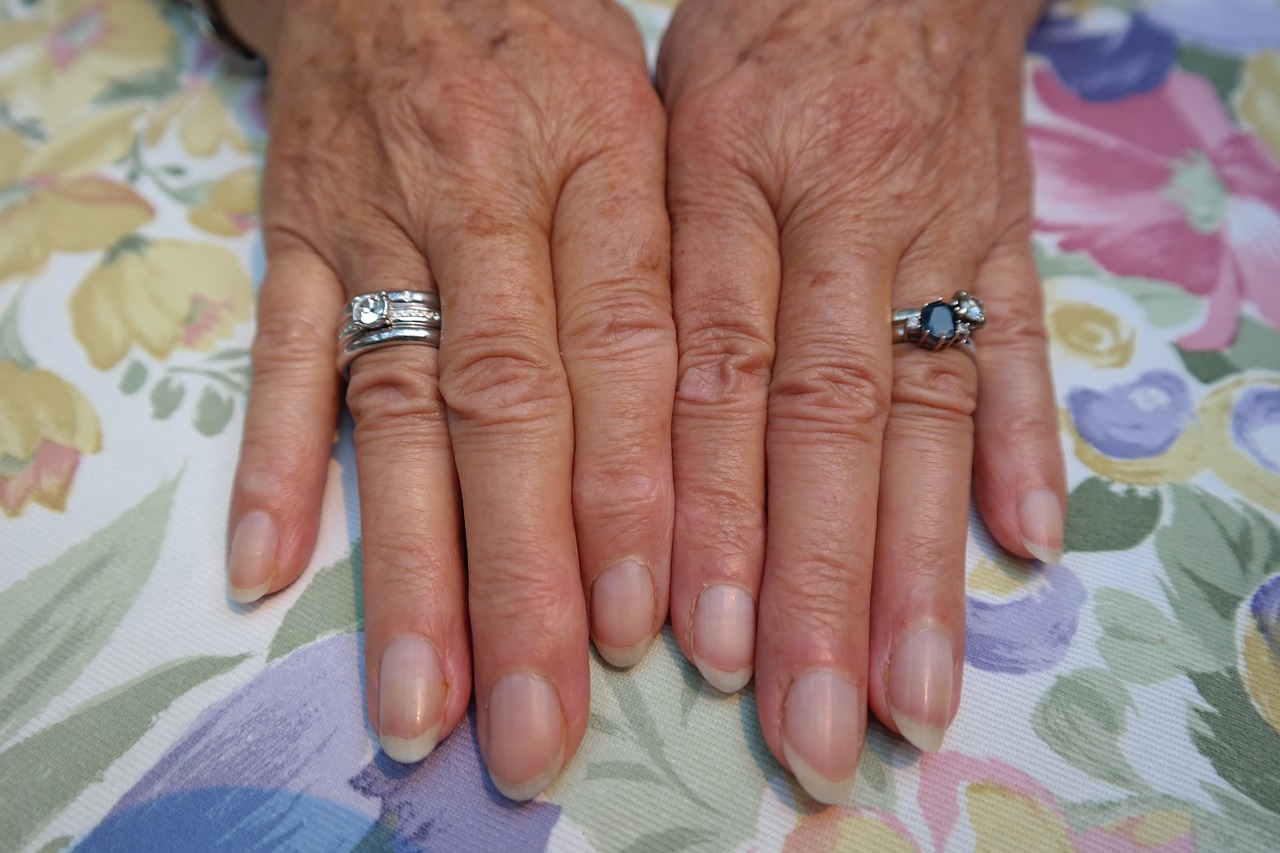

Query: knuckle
[800,75,930,170]
[769,355,890,434]
[559,291,676,360]
[575,465,666,528]
[346,354,443,432]
[251,310,330,376]
[470,558,579,636]
[891,354,977,420]
[767,557,868,636]
[668,79,762,167]
[438,338,567,422]
[676,325,774,406]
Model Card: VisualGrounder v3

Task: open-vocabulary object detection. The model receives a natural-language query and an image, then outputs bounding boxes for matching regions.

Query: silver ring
[892,290,985,351]
[337,290,442,377]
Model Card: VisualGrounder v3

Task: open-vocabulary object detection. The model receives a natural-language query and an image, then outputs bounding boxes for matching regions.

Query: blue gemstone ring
[891,291,986,351]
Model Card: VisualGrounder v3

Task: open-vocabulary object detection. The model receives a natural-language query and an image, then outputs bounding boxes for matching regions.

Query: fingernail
[692,584,755,693]
[887,626,954,753]
[782,670,863,805]
[378,635,445,764]
[227,510,278,604]
[1019,488,1065,564]
[485,673,565,801]
[591,559,656,668]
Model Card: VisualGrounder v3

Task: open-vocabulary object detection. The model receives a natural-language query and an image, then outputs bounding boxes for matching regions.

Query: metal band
[891,290,986,351]
[337,291,443,377]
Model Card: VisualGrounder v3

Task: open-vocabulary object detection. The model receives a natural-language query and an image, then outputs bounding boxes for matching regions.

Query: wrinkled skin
[221,0,1061,804]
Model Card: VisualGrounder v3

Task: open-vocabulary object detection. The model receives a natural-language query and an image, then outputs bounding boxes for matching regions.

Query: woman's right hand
[219,0,676,800]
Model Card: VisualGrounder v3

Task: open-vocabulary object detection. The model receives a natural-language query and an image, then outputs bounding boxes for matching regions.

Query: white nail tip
[380,725,442,764]
[890,707,946,754]
[595,637,653,669]
[229,580,271,605]
[490,746,565,802]
[693,655,753,694]
[1024,539,1064,565]
[782,739,857,806]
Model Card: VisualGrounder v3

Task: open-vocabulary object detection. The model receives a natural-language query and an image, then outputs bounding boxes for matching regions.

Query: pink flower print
[47,5,109,71]
[1030,67,1280,350]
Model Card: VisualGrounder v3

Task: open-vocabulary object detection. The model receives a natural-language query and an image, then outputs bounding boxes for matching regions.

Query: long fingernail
[485,673,565,801]
[888,626,954,754]
[692,584,755,693]
[1019,488,1065,564]
[378,635,445,764]
[591,559,656,668]
[227,510,278,604]
[782,670,863,805]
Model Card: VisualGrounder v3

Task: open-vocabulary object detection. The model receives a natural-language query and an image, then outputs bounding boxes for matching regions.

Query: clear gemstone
[354,293,389,328]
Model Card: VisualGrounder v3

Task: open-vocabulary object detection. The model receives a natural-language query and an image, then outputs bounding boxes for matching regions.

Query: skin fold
[220,0,1062,804]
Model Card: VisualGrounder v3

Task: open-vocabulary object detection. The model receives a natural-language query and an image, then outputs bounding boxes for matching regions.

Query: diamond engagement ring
[337,290,442,377]
[891,291,986,351]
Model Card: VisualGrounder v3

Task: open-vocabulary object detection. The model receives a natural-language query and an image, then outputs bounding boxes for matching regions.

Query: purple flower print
[81,634,559,852]
[967,564,1087,674]
[1233,387,1280,474]
[1069,371,1193,459]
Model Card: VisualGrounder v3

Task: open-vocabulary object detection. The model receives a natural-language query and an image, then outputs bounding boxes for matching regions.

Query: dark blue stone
[921,301,956,344]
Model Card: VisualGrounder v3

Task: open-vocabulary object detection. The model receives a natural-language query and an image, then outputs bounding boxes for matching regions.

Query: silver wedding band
[891,290,985,351]
[337,290,442,377]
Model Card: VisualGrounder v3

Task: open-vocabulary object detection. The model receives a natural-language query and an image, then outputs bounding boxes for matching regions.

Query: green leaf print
[0,654,247,850]
[193,385,236,436]
[1064,477,1162,553]
[1094,590,1219,684]
[556,632,770,852]
[1177,317,1280,384]
[1156,486,1280,665]
[1188,669,1280,816]
[150,376,185,420]
[0,477,180,744]
[119,360,148,394]
[1033,244,1201,327]
[1032,668,1148,792]
[1177,44,1244,104]
[268,545,364,661]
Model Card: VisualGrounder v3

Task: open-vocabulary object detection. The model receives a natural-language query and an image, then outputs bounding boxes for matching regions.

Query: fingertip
[590,559,658,668]
[483,673,567,802]
[691,584,756,693]
[227,509,278,603]
[377,634,447,764]
[1018,487,1065,565]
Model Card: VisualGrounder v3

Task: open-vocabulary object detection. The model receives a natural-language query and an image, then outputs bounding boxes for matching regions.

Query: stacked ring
[891,290,986,351]
[337,290,442,376]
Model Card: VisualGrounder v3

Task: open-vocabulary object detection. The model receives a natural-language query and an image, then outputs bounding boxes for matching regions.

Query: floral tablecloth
[2,0,1279,850]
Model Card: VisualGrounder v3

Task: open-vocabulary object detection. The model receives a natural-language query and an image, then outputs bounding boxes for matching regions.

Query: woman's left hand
[657,0,1064,803]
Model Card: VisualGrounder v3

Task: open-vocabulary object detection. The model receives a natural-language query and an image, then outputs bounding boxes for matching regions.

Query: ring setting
[892,290,986,350]
[337,290,442,376]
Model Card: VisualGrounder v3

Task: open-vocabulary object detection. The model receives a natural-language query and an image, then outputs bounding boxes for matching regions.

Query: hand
[658,0,1063,803]
[220,0,676,799]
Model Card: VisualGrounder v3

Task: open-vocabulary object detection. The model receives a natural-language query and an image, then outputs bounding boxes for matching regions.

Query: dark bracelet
[183,0,263,63]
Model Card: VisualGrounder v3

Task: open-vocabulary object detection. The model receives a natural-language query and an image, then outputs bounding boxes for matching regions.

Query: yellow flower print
[1198,375,1280,513]
[0,105,153,282]
[0,0,174,128]
[70,237,252,370]
[1046,300,1135,368]
[0,361,101,517]
[145,80,249,158]
[189,168,260,236]
[1241,52,1280,162]
[783,808,917,853]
